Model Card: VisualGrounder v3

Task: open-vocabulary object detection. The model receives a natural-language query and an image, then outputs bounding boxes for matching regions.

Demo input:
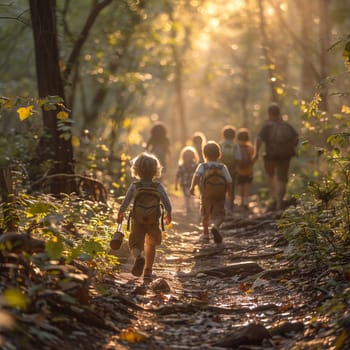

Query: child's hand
[165,213,172,225]
[117,212,124,224]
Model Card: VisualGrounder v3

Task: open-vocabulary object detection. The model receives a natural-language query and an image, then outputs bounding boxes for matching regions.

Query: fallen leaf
[119,329,147,343]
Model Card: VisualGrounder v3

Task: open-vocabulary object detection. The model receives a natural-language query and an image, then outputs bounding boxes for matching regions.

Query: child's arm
[189,175,199,196]
[175,169,181,191]
[189,163,202,196]
[222,164,233,197]
[158,183,172,224]
[226,182,233,197]
[116,184,135,223]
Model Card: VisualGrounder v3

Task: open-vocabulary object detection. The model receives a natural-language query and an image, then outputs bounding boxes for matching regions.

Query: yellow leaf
[112,182,120,189]
[72,135,80,148]
[99,144,109,152]
[244,288,254,295]
[3,288,29,310]
[165,222,173,230]
[119,329,146,343]
[276,87,284,95]
[57,111,69,119]
[17,106,34,121]
[335,330,348,350]
[3,99,13,109]
[341,105,350,114]
[123,118,132,128]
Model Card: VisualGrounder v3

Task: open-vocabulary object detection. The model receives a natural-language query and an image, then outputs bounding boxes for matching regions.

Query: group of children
[116,122,255,280]
[176,126,255,214]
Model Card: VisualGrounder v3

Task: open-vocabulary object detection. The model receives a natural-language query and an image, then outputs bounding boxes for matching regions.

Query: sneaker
[199,234,210,243]
[131,256,145,277]
[211,227,222,244]
[143,269,154,282]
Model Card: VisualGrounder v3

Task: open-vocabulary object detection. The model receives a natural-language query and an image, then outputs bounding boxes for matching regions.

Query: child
[236,128,255,210]
[190,141,232,244]
[117,152,172,279]
[220,125,241,212]
[191,131,206,163]
[145,122,171,175]
[175,146,199,214]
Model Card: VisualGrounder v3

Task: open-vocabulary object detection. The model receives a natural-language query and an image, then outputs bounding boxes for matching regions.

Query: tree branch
[63,0,113,82]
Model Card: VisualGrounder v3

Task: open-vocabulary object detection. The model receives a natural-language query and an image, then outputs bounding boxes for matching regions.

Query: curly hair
[131,152,162,180]
[178,146,199,166]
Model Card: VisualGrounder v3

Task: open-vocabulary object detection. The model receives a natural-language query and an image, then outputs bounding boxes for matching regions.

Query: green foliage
[281,130,350,269]
[1,192,121,271]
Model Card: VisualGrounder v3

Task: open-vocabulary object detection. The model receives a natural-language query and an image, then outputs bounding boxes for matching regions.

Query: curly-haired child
[117,152,172,279]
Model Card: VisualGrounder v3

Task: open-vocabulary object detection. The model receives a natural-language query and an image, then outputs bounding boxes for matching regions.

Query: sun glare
[195,0,245,51]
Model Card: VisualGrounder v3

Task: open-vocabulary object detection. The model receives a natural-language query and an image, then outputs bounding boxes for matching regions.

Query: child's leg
[200,199,210,242]
[128,222,146,277]
[144,225,162,277]
[242,183,248,206]
[184,194,191,213]
[144,234,156,276]
[211,200,224,243]
[237,183,244,206]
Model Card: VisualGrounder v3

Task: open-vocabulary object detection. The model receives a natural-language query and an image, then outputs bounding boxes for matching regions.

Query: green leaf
[81,238,104,257]
[26,202,55,218]
[45,238,64,260]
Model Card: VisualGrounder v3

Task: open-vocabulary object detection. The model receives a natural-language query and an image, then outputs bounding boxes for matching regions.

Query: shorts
[200,197,225,226]
[237,175,253,185]
[263,157,290,182]
[128,220,162,252]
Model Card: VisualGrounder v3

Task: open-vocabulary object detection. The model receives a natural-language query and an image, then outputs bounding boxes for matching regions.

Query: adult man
[254,103,298,210]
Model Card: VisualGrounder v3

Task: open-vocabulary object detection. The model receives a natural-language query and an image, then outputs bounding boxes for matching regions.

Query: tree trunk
[168,7,188,146]
[296,0,317,99]
[318,0,330,111]
[257,0,278,103]
[29,0,75,195]
[0,168,19,232]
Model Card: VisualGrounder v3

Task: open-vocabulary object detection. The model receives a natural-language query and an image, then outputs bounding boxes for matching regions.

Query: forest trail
[92,195,327,350]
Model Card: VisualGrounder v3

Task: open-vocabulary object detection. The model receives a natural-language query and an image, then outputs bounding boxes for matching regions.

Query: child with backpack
[117,152,172,279]
[236,128,255,210]
[175,146,199,214]
[190,141,232,244]
[220,125,241,213]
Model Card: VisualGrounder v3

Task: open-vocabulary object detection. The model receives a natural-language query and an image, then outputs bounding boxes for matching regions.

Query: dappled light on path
[101,194,328,349]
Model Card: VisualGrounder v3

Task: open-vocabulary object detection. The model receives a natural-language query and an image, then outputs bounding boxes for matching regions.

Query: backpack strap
[203,163,223,170]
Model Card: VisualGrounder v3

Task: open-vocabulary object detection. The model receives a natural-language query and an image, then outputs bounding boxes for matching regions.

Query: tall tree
[29,0,75,194]
[257,0,278,103]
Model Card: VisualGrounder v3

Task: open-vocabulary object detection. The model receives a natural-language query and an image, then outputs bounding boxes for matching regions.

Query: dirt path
[93,196,325,350]
[43,194,344,350]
